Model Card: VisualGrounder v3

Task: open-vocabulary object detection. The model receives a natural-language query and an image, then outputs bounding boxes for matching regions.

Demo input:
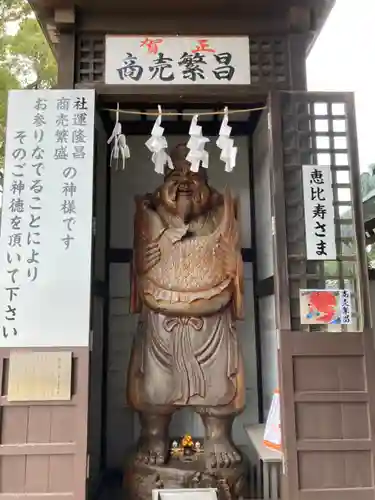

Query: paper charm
[107,103,130,170]
[145,106,173,175]
[186,115,210,173]
[216,107,237,172]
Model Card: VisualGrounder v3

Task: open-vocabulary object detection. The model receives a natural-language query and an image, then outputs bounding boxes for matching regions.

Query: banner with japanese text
[302,164,336,260]
[0,89,95,347]
[105,36,251,85]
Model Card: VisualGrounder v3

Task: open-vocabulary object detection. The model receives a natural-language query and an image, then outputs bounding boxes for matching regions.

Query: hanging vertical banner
[0,89,95,347]
[302,165,336,260]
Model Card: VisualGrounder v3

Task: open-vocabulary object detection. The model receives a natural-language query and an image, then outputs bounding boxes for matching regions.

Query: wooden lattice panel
[280,93,364,331]
[77,35,105,83]
[250,38,289,85]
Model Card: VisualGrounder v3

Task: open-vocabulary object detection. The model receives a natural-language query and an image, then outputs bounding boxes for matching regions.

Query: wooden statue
[127,143,245,487]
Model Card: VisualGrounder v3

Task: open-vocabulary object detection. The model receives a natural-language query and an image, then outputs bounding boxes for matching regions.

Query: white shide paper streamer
[107,103,130,170]
[145,106,173,175]
[216,107,237,172]
[186,115,210,172]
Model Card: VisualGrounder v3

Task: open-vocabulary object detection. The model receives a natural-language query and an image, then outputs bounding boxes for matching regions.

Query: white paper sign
[0,89,95,347]
[105,36,250,85]
[302,165,336,260]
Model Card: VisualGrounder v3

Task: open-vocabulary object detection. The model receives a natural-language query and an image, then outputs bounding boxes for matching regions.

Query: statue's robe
[128,190,244,409]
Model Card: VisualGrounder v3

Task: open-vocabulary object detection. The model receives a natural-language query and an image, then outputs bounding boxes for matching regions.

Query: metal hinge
[86,454,90,478]
[89,329,93,351]
[267,111,272,131]
[92,217,96,236]
[282,455,287,476]
[276,328,280,350]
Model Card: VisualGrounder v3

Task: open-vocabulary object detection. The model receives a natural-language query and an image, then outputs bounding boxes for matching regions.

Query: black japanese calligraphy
[310,186,326,202]
[62,182,77,197]
[212,52,235,81]
[14,131,26,144]
[10,216,21,231]
[2,327,18,339]
[33,113,46,127]
[149,53,174,82]
[61,234,75,250]
[32,162,44,176]
[61,200,76,215]
[54,145,68,160]
[117,53,143,82]
[63,167,77,179]
[72,129,86,144]
[74,97,88,110]
[8,233,22,248]
[9,198,24,213]
[73,146,85,159]
[57,97,71,111]
[56,129,69,143]
[178,52,206,81]
[72,113,87,126]
[10,180,25,196]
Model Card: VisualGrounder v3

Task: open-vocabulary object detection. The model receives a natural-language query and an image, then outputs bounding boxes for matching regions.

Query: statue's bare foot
[136,413,171,466]
[204,438,242,469]
[136,435,169,466]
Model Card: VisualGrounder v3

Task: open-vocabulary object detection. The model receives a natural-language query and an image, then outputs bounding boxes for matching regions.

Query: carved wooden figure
[127,143,245,477]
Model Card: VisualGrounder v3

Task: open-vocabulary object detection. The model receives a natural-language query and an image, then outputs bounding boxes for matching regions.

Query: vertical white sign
[302,165,336,260]
[0,89,95,347]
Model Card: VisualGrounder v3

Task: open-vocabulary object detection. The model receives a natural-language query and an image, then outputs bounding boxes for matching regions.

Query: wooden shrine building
[1,0,375,499]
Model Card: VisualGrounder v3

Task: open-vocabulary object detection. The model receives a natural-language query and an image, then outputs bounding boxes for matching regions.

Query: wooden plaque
[8,351,72,402]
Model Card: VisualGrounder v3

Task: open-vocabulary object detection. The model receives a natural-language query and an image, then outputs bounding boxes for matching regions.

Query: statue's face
[159,161,211,219]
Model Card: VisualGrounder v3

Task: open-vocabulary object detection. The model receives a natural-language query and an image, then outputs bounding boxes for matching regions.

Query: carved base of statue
[124,451,248,500]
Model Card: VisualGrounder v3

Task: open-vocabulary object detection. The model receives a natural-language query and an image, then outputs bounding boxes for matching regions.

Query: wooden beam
[288,6,311,33]
[77,14,290,36]
[57,32,75,88]
[75,83,271,104]
[54,7,75,27]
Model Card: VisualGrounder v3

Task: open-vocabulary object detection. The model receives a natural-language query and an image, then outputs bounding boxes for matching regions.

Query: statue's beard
[159,183,211,221]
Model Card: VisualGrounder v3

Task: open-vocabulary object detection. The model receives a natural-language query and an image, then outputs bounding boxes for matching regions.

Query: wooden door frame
[268,90,375,500]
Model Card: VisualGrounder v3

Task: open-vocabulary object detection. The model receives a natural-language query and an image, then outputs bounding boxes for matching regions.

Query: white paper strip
[145,107,173,174]
[216,107,237,172]
[302,165,336,260]
[186,115,209,172]
[107,105,130,170]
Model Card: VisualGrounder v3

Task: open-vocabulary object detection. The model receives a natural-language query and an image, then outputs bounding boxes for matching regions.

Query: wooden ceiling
[32,0,332,17]
[30,0,335,52]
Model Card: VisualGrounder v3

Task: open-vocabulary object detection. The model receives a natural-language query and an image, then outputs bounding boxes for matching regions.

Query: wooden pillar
[55,8,76,88]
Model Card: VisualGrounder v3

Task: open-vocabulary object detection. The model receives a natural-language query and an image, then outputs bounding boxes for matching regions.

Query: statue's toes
[210,452,218,469]
[155,453,165,466]
[149,452,157,465]
[220,452,230,468]
[232,450,242,464]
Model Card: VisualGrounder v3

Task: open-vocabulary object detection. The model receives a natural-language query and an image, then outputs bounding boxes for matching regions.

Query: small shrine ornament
[181,434,194,456]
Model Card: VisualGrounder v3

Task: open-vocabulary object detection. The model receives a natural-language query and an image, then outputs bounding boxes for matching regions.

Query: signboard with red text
[105,36,251,85]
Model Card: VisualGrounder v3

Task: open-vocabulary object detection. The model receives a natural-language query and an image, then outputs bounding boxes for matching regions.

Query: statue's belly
[147,236,226,292]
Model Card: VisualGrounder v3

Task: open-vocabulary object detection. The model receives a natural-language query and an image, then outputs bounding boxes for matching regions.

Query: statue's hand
[143,241,161,273]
